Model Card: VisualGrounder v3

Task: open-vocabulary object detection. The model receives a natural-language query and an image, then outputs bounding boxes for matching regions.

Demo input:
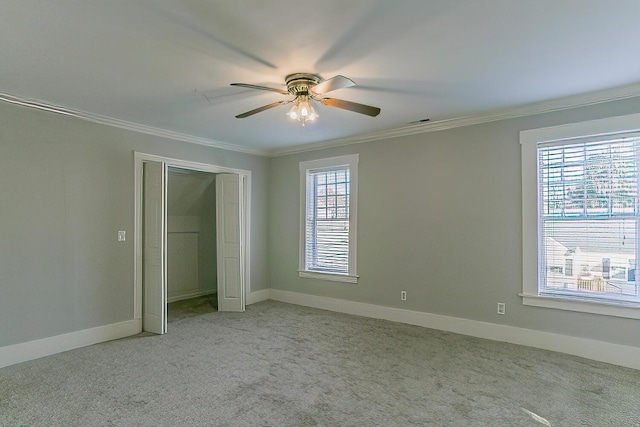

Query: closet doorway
[166,167,217,319]
[134,153,251,335]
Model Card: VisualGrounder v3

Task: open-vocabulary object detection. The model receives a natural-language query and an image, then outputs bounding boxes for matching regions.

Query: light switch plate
[497,302,505,315]
[118,231,126,242]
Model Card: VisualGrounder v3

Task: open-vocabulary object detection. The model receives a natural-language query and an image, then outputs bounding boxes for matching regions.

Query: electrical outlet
[401,290,407,301]
[497,302,505,315]
[118,231,126,242]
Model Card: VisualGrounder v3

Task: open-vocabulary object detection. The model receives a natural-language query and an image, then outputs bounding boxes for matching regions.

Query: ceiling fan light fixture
[287,95,318,126]
[287,104,299,120]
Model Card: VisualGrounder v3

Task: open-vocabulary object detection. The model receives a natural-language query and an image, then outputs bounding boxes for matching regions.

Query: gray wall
[3,93,639,351]
[268,96,640,348]
[0,101,269,347]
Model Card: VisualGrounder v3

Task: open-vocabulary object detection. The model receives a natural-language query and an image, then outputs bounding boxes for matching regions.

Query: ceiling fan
[230,73,381,126]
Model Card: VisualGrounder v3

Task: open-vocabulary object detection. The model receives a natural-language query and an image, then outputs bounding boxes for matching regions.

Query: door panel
[216,174,244,312]
[143,161,167,334]
[224,258,240,298]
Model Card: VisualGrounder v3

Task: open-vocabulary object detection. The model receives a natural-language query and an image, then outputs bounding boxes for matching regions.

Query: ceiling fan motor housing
[285,73,321,96]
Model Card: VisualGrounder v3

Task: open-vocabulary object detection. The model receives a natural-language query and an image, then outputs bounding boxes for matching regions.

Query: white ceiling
[2,0,640,153]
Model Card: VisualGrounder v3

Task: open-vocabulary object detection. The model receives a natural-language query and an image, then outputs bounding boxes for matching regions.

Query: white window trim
[299,154,359,283]
[521,112,640,319]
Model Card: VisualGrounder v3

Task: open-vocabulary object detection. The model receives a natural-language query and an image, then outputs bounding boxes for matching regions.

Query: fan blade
[230,83,289,95]
[235,100,287,118]
[320,98,381,117]
[311,75,355,95]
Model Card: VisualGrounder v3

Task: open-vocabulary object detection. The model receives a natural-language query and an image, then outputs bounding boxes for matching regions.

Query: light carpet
[1,300,639,426]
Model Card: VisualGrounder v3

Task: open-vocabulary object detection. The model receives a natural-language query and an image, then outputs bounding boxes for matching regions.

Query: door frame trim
[133,152,251,321]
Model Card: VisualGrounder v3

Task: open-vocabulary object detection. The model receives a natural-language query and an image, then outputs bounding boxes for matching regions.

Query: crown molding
[267,82,640,157]
[4,81,640,159]
[0,93,268,157]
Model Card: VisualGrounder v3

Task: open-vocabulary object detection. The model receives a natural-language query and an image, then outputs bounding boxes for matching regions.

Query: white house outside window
[521,113,640,319]
[299,154,358,283]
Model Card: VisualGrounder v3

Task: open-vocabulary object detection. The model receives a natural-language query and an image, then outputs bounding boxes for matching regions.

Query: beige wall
[268,96,640,348]
[0,101,269,347]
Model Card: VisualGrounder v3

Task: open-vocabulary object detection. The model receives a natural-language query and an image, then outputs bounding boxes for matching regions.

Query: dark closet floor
[167,293,217,323]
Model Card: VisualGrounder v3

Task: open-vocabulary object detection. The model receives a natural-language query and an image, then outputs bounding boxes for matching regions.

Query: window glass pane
[305,167,351,274]
[542,219,638,298]
[540,140,639,219]
[314,220,349,272]
[539,137,640,302]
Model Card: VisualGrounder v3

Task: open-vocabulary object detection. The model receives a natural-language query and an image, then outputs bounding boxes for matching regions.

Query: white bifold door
[216,173,245,312]
[143,161,167,334]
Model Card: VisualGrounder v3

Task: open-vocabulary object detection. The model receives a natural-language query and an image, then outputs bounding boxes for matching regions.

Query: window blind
[305,167,350,273]
[538,133,640,301]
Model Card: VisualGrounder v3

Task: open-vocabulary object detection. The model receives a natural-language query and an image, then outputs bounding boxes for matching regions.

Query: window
[521,113,640,319]
[299,154,358,283]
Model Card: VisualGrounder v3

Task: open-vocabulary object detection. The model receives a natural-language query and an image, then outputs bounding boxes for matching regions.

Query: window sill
[298,270,358,284]
[520,293,640,319]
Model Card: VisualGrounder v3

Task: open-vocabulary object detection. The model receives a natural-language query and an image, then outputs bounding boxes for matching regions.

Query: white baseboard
[5,291,637,371]
[0,319,141,369]
[167,290,215,303]
[269,289,640,371]
[246,289,271,305]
